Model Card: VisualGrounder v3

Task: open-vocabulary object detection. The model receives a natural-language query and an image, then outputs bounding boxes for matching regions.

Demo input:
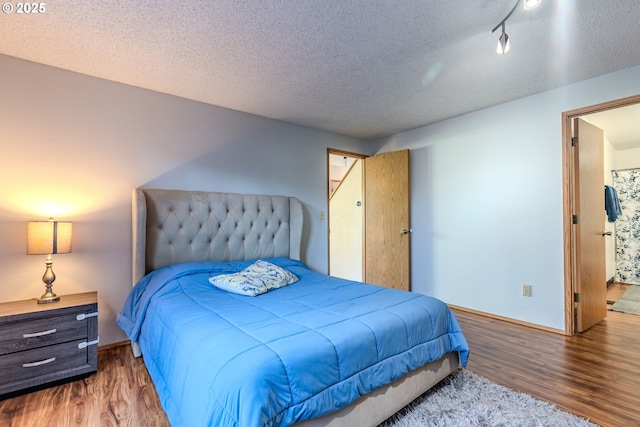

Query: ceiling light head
[491,0,540,54]
[523,0,542,10]
[497,24,510,54]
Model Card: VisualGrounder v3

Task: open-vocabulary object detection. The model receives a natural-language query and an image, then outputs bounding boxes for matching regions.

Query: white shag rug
[379,369,599,427]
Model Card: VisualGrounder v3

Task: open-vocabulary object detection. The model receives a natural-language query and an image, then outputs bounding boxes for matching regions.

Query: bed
[117,188,469,427]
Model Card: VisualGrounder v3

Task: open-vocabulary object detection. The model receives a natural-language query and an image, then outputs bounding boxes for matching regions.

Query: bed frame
[131,188,460,427]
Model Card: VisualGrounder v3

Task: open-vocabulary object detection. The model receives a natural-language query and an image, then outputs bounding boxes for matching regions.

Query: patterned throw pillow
[209,260,299,296]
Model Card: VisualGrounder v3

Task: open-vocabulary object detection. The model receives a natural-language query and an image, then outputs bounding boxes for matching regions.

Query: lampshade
[27,220,72,255]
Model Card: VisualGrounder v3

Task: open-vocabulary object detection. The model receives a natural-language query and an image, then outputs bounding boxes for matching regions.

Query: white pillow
[209,260,299,296]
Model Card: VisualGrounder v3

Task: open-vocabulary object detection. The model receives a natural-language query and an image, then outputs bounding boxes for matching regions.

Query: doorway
[563,94,640,335]
[327,149,366,280]
[327,149,412,290]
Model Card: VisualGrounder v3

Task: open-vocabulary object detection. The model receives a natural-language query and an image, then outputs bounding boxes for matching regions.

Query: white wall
[0,55,367,346]
[616,147,640,170]
[372,65,640,331]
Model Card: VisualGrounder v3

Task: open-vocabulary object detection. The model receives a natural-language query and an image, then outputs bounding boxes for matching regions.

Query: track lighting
[497,23,510,54]
[491,0,541,54]
[523,0,542,10]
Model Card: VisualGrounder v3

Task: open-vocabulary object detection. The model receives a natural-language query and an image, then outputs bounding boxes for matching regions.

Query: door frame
[562,94,640,335]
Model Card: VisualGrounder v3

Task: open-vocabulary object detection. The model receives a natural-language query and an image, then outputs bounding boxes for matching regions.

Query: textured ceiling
[1,0,640,140]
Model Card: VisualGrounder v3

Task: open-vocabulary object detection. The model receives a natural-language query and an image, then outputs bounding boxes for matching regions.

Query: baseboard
[607,276,615,286]
[448,304,566,335]
[98,340,130,352]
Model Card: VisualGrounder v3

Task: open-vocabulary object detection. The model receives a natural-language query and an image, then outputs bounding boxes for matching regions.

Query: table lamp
[27,219,72,304]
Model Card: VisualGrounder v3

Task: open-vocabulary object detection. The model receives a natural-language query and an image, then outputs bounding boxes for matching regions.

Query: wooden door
[573,118,607,332]
[364,150,411,290]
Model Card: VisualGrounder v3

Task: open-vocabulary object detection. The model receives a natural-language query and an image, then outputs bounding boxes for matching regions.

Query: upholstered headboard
[132,189,303,285]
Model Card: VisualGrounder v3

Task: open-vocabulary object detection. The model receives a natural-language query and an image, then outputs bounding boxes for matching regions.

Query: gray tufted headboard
[132,189,303,285]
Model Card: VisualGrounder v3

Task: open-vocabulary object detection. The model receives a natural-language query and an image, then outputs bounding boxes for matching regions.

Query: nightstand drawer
[0,292,98,397]
[0,339,89,385]
[0,313,87,355]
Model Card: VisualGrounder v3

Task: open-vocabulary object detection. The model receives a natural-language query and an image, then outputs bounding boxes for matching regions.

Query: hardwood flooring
[456,281,640,427]
[606,282,631,307]
[0,346,171,427]
[1,289,639,427]
[456,308,640,427]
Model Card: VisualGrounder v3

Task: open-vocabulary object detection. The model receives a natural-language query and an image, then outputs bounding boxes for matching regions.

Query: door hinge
[572,214,579,225]
[574,292,581,303]
[571,137,579,146]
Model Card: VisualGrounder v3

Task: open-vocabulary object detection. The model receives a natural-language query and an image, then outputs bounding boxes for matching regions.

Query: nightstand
[0,291,98,398]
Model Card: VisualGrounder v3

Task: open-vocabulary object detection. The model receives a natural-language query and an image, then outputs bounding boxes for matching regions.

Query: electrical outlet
[319,211,325,220]
[522,284,532,297]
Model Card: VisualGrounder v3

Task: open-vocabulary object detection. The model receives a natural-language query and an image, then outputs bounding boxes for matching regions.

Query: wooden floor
[1,284,638,427]
[0,347,171,427]
[606,281,631,307]
[458,282,640,427]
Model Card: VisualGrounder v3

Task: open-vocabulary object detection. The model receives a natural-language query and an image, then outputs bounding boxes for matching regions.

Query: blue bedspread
[117,258,469,427]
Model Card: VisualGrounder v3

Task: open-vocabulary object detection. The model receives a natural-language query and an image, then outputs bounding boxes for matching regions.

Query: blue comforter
[117,258,469,427]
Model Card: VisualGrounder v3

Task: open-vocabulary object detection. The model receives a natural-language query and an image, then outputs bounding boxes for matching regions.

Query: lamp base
[38,291,60,304]
[38,260,60,304]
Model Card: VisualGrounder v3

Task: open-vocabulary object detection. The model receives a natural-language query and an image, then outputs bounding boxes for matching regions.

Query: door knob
[400,229,412,235]
[602,231,612,236]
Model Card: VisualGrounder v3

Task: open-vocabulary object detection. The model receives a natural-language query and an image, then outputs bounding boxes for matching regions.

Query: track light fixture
[523,0,542,10]
[497,23,510,54]
[491,0,541,54]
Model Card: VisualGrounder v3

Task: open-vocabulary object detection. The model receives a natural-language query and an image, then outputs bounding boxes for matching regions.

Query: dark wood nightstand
[0,292,98,398]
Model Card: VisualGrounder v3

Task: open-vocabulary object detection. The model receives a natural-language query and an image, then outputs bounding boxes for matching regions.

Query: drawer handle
[23,328,57,338]
[76,312,98,321]
[22,357,56,368]
[78,338,99,349]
